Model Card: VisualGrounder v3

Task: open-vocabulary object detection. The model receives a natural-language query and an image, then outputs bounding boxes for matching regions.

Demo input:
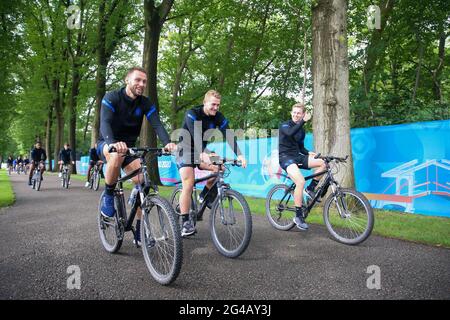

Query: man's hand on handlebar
[237,155,247,168]
[164,142,177,153]
[109,141,127,154]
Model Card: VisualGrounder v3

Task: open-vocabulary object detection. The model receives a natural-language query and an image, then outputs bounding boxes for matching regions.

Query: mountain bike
[97,147,182,285]
[31,161,44,191]
[170,156,252,258]
[89,161,103,191]
[61,164,71,189]
[266,154,374,245]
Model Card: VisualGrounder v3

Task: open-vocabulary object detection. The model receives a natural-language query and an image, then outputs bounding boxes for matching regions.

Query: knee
[295,178,306,187]
[181,178,194,191]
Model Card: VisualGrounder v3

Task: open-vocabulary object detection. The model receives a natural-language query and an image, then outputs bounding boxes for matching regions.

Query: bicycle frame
[175,161,235,223]
[112,153,160,239]
[279,164,338,214]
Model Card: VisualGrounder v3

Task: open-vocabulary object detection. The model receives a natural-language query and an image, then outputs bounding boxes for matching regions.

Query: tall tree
[312,0,354,187]
[140,0,175,185]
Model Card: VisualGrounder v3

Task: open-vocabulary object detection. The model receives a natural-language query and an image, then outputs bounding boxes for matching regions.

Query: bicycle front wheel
[97,191,123,253]
[265,184,295,231]
[35,173,41,191]
[210,189,252,258]
[169,185,196,227]
[141,195,183,285]
[323,188,374,245]
[93,172,100,191]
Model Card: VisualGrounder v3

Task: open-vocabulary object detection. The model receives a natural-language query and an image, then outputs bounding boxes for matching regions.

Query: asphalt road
[1,172,449,300]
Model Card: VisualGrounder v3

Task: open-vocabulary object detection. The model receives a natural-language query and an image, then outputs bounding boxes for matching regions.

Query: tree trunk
[361,0,395,98]
[45,105,53,171]
[312,0,354,188]
[432,31,446,102]
[140,0,174,185]
[69,69,81,173]
[91,0,107,147]
[53,79,64,172]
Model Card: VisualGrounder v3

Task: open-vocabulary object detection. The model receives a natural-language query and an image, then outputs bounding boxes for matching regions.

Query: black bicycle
[89,161,103,191]
[31,161,44,191]
[266,154,374,245]
[97,147,182,285]
[170,156,252,258]
[61,164,71,189]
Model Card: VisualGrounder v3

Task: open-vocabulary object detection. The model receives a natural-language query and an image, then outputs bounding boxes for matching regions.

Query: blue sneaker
[101,194,116,218]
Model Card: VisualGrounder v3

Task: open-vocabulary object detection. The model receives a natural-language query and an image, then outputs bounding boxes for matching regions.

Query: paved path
[1,173,449,299]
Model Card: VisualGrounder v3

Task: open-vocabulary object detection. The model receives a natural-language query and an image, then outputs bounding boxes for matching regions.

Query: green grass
[68,174,450,248]
[0,169,15,208]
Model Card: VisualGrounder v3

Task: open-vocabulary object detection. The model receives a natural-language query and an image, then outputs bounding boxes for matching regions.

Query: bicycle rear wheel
[323,188,374,245]
[265,184,295,231]
[141,195,183,285]
[97,191,123,253]
[210,189,252,258]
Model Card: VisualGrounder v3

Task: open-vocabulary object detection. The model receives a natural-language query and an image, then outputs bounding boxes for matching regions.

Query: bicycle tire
[141,195,183,285]
[265,184,295,231]
[35,172,41,191]
[93,171,100,191]
[169,185,196,227]
[97,191,123,253]
[210,189,252,258]
[323,188,374,245]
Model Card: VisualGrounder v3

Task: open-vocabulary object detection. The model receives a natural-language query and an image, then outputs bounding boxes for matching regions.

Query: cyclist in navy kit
[85,143,103,188]
[278,103,326,230]
[97,66,177,246]
[28,142,47,186]
[58,143,75,178]
[176,90,247,237]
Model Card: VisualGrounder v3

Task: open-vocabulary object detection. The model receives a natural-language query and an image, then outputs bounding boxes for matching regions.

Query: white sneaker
[58,172,62,178]
[85,182,90,188]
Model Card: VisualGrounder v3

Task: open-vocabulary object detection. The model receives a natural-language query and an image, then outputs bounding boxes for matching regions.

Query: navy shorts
[97,141,138,169]
[279,154,309,171]
[175,149,200,170]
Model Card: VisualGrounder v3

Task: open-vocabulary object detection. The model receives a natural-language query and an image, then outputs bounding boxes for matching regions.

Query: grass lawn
[68,173,450,248]
[0,169,15,208]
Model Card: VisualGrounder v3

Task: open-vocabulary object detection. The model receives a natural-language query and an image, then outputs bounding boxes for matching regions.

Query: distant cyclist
[85,143,103,188]
[58,143,75,178]
[6,155,14,174]
[278,103,326,230]
[97,66,176,246]
[28,142,47,186]
[16,155,23,173]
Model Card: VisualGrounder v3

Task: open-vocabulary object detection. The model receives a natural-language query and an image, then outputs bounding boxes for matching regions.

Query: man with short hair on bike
[278,103,326,230]
[176,89,247,237]
[58,143,75,178]
[28,142,47,186]
[97,66,176,246]
[85,143,103,188]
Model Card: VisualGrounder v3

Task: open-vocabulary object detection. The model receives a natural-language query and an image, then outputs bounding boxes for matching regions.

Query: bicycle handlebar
[108,146,171,157]
[314,153,348,163]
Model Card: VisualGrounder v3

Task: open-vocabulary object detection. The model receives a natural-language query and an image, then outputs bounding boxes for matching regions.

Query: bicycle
[31,161,44,191]
[97,147,182,285]
[170,156,252,258]
[61,164,71,189]
[89,162,103,191]
[265,154,374,245]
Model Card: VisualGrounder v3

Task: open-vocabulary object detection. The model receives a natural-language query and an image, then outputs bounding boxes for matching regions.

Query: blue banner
[157,120,449,218]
